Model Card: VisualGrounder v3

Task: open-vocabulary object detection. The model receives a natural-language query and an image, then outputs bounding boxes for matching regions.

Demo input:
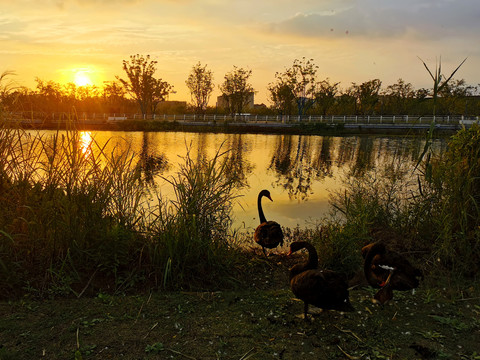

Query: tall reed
[1,121,247,296]
[424,124,480,276]
[145,144,245,290]
[0,121,147,297]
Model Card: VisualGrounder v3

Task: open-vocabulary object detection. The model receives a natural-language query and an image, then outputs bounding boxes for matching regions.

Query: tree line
[1,55,479,118]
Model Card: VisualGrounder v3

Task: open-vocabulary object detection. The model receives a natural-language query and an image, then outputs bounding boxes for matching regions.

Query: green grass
[1,256,479,360]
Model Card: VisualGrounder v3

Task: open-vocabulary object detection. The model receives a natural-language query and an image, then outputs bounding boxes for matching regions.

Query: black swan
[254,189,284,256]
[288,241,354,320]
[362,241,423,304]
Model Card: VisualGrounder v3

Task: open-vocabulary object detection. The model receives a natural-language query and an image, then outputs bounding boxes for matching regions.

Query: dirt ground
[1,252,479,360]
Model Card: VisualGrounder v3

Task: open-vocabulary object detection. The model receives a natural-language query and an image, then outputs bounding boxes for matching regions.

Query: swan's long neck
[258,194,267,224]
[303,243,319,270]
[364,242,386,283]
[290,242,318,279]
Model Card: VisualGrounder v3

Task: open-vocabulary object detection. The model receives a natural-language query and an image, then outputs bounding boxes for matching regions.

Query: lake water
[40,130,447,233]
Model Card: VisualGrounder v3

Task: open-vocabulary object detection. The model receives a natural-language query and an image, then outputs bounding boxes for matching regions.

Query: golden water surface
[35,130,445,233]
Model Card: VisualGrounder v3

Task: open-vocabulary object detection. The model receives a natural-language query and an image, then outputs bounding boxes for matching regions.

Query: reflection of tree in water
[336,137,357,169]
[223,134,253,188]
[337,137,448,180]
[335,137,376,177]
[370,137,441,171]
[195,133,208,162]
[385,137,447,163]
[269,135,335,200]
[266,135,448,202]
[311,137,334,178]
[270,135,294,176]
[352,137,375,176]
[139,132,169,184]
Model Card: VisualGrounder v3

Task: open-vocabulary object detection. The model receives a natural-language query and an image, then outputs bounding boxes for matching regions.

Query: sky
[1,0,479,106]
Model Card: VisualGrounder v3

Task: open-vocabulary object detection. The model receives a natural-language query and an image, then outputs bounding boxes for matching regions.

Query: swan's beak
[267,195,273,201]
[287,250,292,256]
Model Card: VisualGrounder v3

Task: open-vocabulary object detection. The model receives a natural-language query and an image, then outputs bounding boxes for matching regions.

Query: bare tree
[117,54,173,117]
[219,66,254,116]
[186,62,214,114]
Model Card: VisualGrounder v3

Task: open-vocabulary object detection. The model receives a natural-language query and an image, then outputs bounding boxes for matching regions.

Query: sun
[74,71,93,87]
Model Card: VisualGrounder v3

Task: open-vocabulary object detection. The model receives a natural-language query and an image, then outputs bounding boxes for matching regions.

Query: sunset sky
[1,0,479,105]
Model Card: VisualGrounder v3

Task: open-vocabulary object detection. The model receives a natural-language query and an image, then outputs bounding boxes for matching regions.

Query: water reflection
[223,134,253,187]
[354,137,375,176]
[79,131,93,156]
[139,132,169,184]
[269,135,332,200]
[195,133,208,162]
[336,137,356,169]
[312,136,334,178]
[30,130,447,230]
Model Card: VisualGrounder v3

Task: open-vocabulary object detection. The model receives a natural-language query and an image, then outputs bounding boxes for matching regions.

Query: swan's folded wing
[254,221,283,248]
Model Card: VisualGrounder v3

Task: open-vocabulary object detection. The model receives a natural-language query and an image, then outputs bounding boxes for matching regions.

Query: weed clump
[325,124,480,280]
[0,123,245,298]
[144,144,246,290]
[0,124,145,297]
[426,124,480,276]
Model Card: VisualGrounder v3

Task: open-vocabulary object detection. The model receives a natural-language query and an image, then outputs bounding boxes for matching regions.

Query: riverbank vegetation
[1,121,479,297]
[0,123,251,298]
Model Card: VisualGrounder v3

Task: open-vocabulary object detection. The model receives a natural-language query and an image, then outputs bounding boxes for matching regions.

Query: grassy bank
[1,256,479,359]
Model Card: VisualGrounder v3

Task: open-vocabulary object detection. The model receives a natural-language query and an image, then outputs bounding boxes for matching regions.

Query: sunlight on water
[79,131,93,156]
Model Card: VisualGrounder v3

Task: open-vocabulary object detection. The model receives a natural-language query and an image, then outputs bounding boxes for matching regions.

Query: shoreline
[10,119,460,137]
